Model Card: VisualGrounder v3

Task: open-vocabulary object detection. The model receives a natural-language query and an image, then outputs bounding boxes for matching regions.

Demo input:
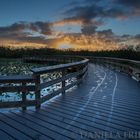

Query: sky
[0,0,140,51]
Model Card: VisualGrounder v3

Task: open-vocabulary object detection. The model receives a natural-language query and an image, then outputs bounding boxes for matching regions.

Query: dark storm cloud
[98,29,114,37]
[116,0,140,8]
[0,21,52,37]
[29,21,52,35]
[0,23,29,40]
[80,24,117,41]
[103,8,129,19]
[0,0,140,49]
[115,0,140,16]
[81,25,98,34]
[56,0,140,26]
[80,26,117,43]
[62,4,104,25]
[18,36,48,44]
[0,21,53,45]
[0,22,27,35]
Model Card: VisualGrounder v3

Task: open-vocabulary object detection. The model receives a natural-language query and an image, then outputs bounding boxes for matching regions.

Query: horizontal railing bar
[87,56,140,65]
[24,55,83,61]
[41,78,82,103]
[64,78,82,91]
[41,89,62,103]
[92,57,140,70]
[0,75,35,83]
[0,85,35,92]
[40,68,85,90]
[90,56,140,81]
[31,59,88,75]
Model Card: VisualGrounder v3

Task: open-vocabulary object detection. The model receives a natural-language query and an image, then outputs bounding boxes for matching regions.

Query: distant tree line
[0,46,140,61]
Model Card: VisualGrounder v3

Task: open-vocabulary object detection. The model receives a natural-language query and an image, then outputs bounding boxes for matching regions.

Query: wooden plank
[51,97,140,130]
[1,112,70,140]
[0,100,35,108]
[43,94,135,132]
[35,109,102,134]
[0,114,52,140]
[24,110,83,137]
[0,120,32,140]
[54,96,140,123]
[42,98,132,132]
[11,111,78,140]
[54,97,140,126]
[0,129,15,140]
[41,106,106,132]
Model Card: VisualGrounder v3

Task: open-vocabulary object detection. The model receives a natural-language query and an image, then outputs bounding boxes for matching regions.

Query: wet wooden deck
[0,63,140,140]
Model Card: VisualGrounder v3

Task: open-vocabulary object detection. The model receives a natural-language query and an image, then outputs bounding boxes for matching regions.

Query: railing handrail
[31,59,88,74]
[98,57,140,64]
[89,56,140,81]
[84,56,140,65]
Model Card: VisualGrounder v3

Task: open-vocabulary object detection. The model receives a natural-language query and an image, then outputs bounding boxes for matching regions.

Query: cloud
[0,21,53,48]
[81,25,98,34]
[0,22,27,38]
[29,21,52,35]
[116,0,140,8]
[0,21,52,37]
[52,18,84,26]
[62,4,104,25]
[97,29,114,37]
[0,0,139,50]
[53,17,103,27]
[54,0,140,27]
[115,0,140,16]
[134,34,140,40]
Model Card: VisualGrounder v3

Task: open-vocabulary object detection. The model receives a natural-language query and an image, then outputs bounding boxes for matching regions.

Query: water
[0,58,48,76]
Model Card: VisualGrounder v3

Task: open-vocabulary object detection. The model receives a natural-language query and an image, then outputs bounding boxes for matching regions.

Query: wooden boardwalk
[0,63,140,140]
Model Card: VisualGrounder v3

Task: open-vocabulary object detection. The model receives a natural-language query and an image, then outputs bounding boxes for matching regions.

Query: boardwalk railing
[0,56,139,110]
[0,56,88,110]
[23,55,83,64]
[88,56,140,82]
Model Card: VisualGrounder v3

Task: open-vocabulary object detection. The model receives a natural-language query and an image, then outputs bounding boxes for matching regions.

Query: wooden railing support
[35,75,41,109]
[76,65,84,85]
[62,70,66,95]
[22,82,26,110]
